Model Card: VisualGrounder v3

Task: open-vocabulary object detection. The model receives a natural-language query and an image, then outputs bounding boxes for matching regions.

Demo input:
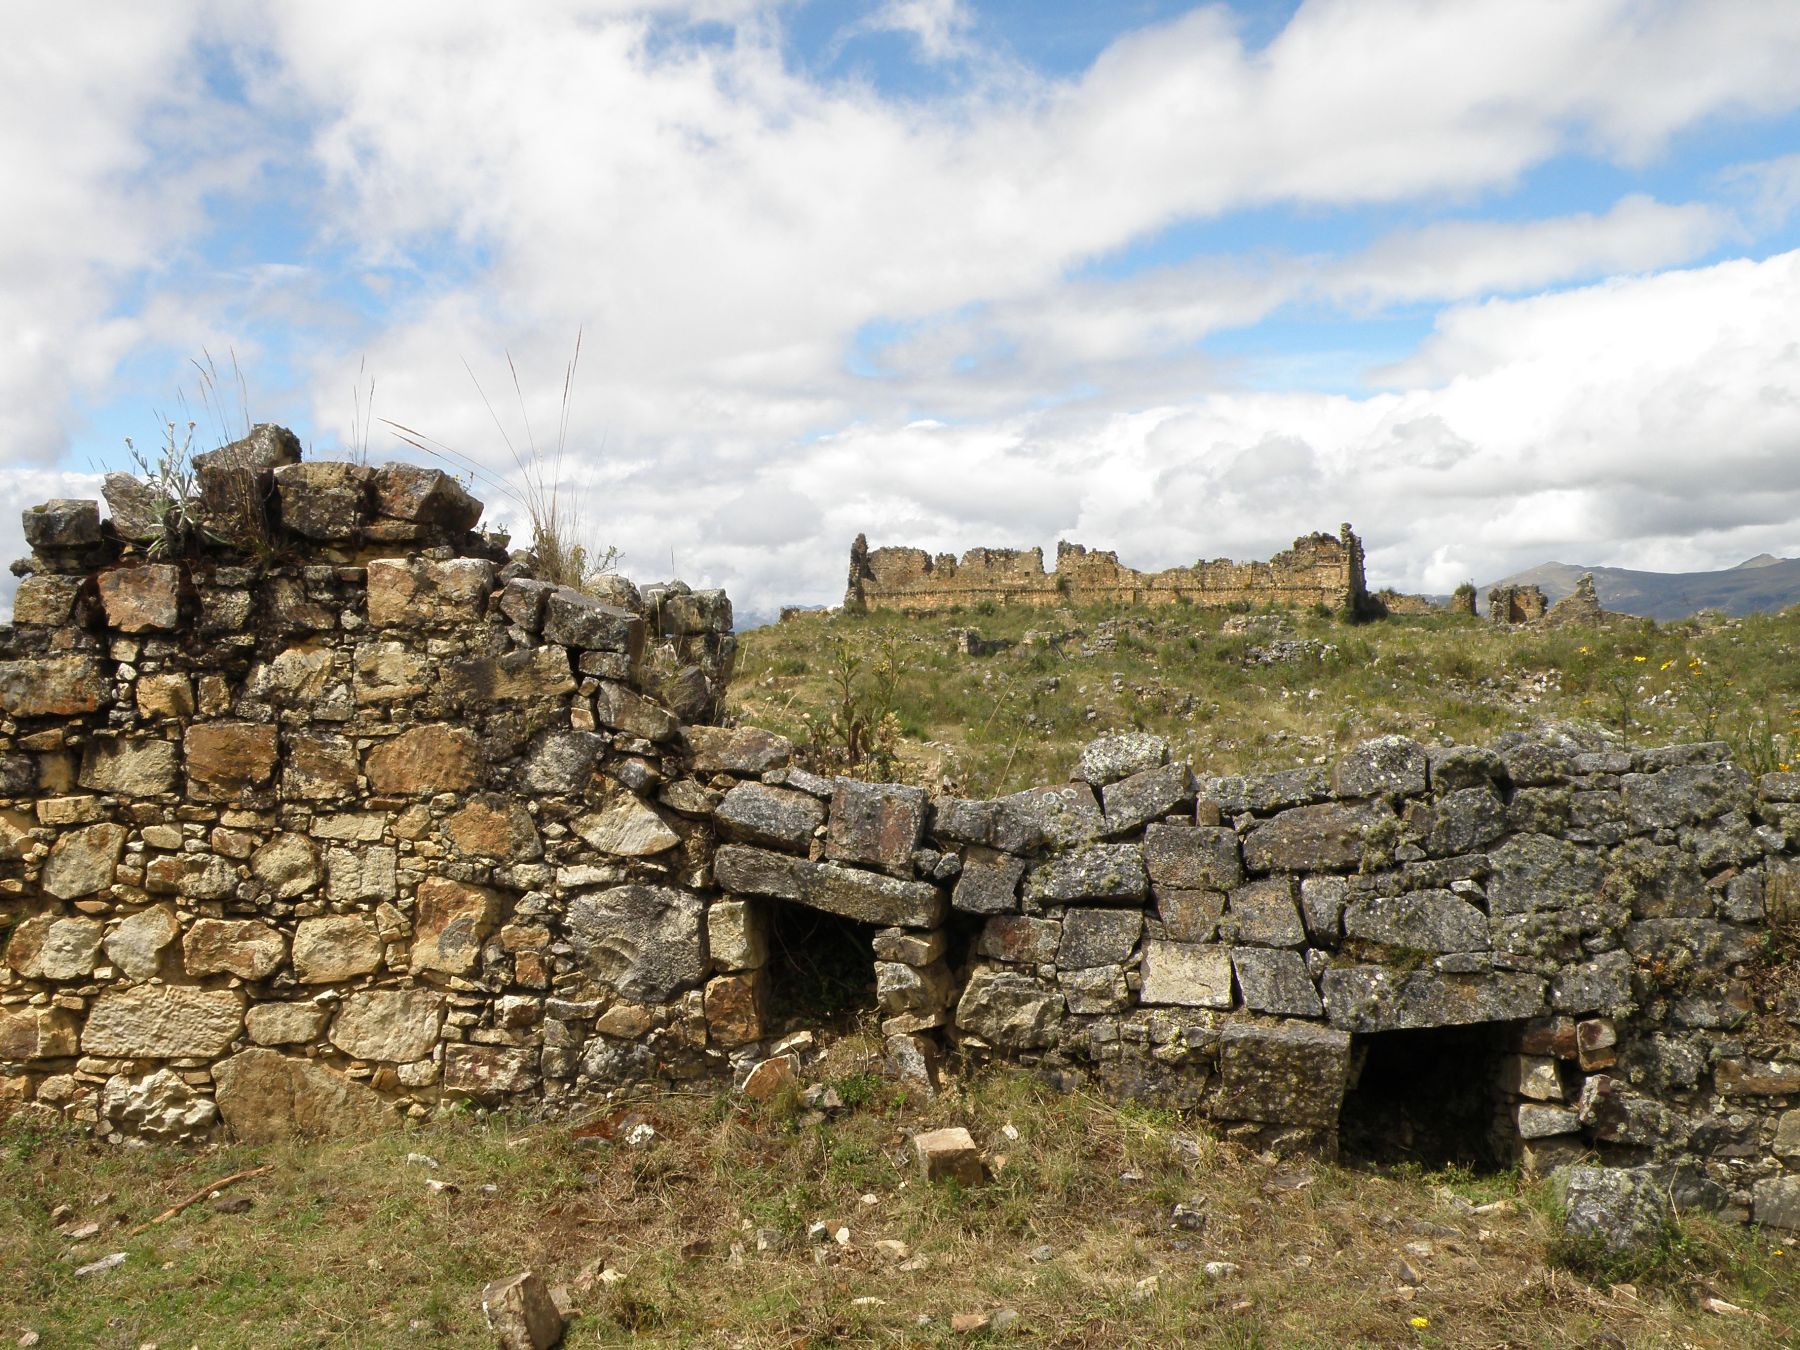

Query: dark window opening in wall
[763,901,879,1032]
[1338,1022,1520,1173]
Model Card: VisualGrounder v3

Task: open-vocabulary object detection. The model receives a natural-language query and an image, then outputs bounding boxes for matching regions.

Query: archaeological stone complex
[2,429,1798,1233]
[846,526,1371,617]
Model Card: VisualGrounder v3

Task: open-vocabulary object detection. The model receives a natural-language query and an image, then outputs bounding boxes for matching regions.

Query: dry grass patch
[3,1040,1794,1348]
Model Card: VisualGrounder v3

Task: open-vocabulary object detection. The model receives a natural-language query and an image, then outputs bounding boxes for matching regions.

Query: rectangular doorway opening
[1338,1021,1519,1173]
[764,901,879,1033]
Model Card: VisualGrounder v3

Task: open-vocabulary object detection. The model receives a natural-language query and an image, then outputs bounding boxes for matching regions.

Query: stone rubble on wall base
[1,438,1798,1235]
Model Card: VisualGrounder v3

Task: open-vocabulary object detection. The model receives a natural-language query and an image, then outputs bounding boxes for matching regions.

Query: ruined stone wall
[3,449,1798,1232]
[846,526,1369,617]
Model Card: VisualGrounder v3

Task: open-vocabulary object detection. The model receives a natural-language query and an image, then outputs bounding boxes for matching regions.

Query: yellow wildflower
[1411,1316,1430,1329]
[1633,655,1647,662]
[1660,660,1674,670]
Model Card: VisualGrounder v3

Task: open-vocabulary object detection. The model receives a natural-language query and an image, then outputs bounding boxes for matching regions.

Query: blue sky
[4,0,1800,620]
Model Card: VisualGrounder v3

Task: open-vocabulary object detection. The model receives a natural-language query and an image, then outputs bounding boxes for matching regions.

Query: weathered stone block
[1486,833,1603,915]
[704,972,767,1047]
[1751,1176,1800,1232]
[1156,888,1225,942]
[567,884,707,1001]
[0,656,109,717]
[519,729,606,793]
[1242,800,1394,874]
[978,915,1061,964]
[1550,949,1632,1015]
[365,556,494,626]
[716,781,824,851]
[444,795,541,860]
[687,725,792,775]
[293,916,384,982]
[1231,948,1323,1017]
[97,563,181,632]
[713,845,945,928]
[82,986,245,1058]
[1101,762,1192,833]
[993,783,1104,851]
[951,848,1025,915]
[1075,732,1169,787]
[1343,889,1488,953]
[593,681,678,741]
[272,461,372,539]
[40,822,128,899]
[0,1004,80,1059]
[543,588,645,654]
[481,1270,566,1350]
[1144,822,1243,891]
[954,965,1063,1048]
[877,958,954,1015]
[250,833,323,899]
[103,905,179,979]
[185,723,280,802]
[5,913,104,979]
[826,779,926,872]
[330,989,443,1062]
[1216,1021,1350,1128]
[1320,967,1546,1032]
[411,877,502,975]
[1058,908,1143,969]
[10,573,84,625]
[372,462,483,529]
[444,647,577,704]
[326,845,397,904]
[445,1044,537,1096]
[283,731,361,800]
[22,498,100,550]
[365,724,481,795]
[1335,735,1428,799]
[914,1126,984,1185]
[1557,1167,1670,1251]
[135,673,194,720]
[183,918,286,980]
[246,1001,331,1045]
[1026,843,1147,904]
[1224,878,1306,947]
[1139,941,1233,1008]
[214,1047,391,1143]
[1622,763,1751,830]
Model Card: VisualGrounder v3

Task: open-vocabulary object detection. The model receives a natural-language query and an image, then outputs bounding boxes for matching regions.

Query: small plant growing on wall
[801,633,903,779]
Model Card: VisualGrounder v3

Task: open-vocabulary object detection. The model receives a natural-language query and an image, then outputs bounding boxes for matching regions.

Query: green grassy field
[5,1029,1796,1348]
[730,602,1800,793]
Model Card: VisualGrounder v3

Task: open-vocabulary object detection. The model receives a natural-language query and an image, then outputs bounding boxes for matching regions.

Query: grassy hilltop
[730,602,1800,792]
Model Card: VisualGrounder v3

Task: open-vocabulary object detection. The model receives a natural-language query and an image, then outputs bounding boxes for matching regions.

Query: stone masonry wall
[845,526,1369,617]
[2,442,1798,1232]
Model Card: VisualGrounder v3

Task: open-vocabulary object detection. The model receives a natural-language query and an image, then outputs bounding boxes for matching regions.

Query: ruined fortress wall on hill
[845,525,1369,616]
[2,437,1799,1232]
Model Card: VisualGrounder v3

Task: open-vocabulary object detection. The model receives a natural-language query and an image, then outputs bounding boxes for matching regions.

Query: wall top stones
[845,525,1370,617]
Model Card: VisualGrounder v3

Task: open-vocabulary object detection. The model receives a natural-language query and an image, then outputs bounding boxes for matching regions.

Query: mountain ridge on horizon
[1479,552,1800,620]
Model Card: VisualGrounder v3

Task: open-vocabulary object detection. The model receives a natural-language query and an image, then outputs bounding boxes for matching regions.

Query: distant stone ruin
[2,434,1799,1235]
[846,526,1370,618]
[1489,583,1550,624]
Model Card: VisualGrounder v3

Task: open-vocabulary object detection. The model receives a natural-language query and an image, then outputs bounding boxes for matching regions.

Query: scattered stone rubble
[2,432,1798,1239]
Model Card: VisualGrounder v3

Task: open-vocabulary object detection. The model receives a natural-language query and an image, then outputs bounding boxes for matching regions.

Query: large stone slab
[1101,762,1193,834]
[1215,1022,1351,1128]
[40,822,128,899]
[182,918,286,980]
[1139,941,1233,1008]
[825,780,926,872]
[1487,834,1604,915]
[1231,948,1324,1017]
[713,844,946,928]
[330,989,443,1062]
[185,723,280,802]
[1242,800,1394,874]
[214,1047,392,1143]
[1025,843,1147,904]
[1320,966,1547,1032]
[293,916,384,982]
[686,725,792,775]
[1144,823,1242,891]
[1333,735,1428,799]
[5,914,103,979]
[0,1004,80,1059]
[715,782,824,851]
[78,736,179,796]
[1343,889,1489,953]
[954,965,1064,1049]
[82,986,245,1058]
[365,556,495,627]
[97,564,181,632]
[992,783,1104,851]
[574,797,681,857]
[0,656,109,717]
[566,885,707,1001]
[410,877,501,974]
[365,724,481,795]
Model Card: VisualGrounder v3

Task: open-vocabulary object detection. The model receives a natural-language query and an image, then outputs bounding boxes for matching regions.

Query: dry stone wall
[845,527,1369,617]
[3,439,1799,1233]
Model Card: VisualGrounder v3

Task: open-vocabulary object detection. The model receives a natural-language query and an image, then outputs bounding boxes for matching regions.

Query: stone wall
[845,526,1369,617]
[3,442,1798,1231]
